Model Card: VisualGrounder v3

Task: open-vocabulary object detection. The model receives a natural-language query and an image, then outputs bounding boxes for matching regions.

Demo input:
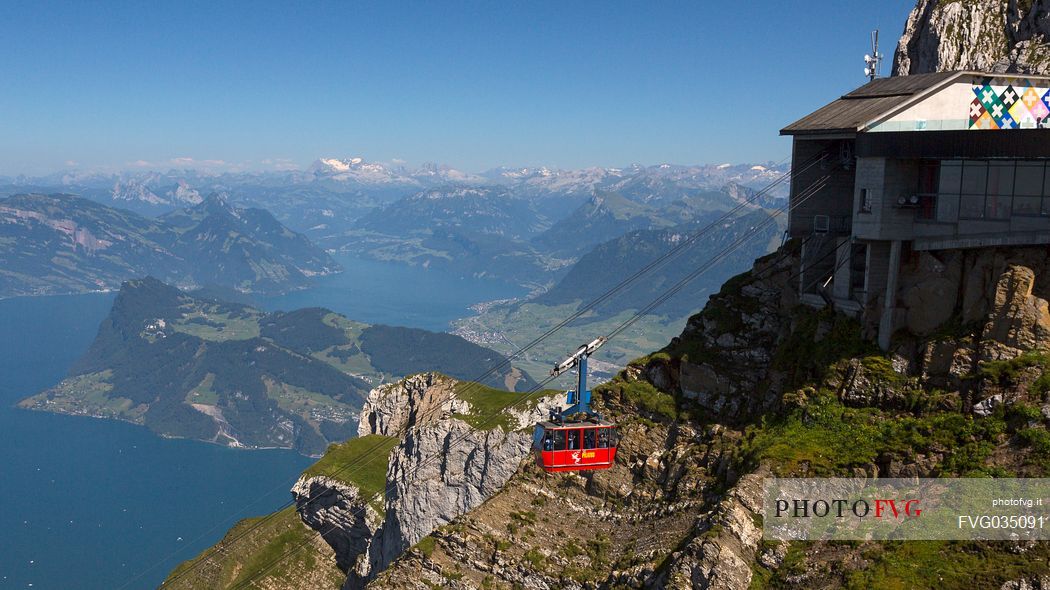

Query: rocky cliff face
[292,476,384,581]
[893,0,1050,76]
[289,372,555,589]
[356,373,464,437]
[368,418,535,578]
[366,241,1050,589]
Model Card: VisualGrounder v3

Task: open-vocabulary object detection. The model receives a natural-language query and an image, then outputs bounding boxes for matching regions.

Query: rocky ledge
[292,372,555,589]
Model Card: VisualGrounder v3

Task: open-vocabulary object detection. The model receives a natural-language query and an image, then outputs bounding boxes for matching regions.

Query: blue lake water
[0,256,525,590]
[261,253,527,331]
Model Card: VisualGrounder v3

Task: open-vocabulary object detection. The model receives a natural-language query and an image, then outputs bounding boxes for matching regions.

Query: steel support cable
[606,174,831,340]
[210,171,836,590]
[143,158,831,589]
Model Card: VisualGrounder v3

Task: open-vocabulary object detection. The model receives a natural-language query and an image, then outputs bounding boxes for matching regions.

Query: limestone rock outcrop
[893,0,1050,76]
[291,476,383,580]
[654,248,799,424]
[356,373,464,437]
[981,264,1050,361]
[294,372,554,589]
[895,248,1050,373]
[367,419,534,579]
[661,471,766,590]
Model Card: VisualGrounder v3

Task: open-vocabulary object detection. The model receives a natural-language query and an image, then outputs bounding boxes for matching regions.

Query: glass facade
[920,160,1050,222]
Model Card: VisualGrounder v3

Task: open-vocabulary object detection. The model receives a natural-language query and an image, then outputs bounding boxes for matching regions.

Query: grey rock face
[660,471,766,590]
[1001,575,1050,590]
[356,372,462,437]
[291,475,382,579]
[893,0,1050,76]
[973,394,1004,417]
[660,245,799,423]
[296,372,554,589]
[367,420,534,578]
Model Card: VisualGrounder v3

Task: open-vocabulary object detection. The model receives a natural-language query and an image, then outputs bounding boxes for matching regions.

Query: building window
[935,161,962,222]
[859,188,872,213]
[1014,162,1046,216]
[959,160,987,219]
[916,160,1050,222]
[986,161,1014,219]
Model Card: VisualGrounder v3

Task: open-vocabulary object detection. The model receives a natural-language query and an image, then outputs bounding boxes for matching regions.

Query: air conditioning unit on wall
[813,215,830,233]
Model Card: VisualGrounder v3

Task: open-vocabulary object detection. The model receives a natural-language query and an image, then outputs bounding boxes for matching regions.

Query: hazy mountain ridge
[451,208,784,380]
[356,186,551,240]
[0,193,339,297]
[0,159,786,227]
[529,187,755,258]
[342,170,785,286]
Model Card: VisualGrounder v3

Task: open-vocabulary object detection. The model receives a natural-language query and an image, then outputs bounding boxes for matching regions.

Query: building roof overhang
[780,70,1050,137]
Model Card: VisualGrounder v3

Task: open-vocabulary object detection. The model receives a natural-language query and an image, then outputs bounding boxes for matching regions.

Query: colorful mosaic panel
[1033,99,1050,121]
[1022,86,1041,109]
[977,84,999,108]
[970,78,1050,130]
[969,97,986,125]
[973,111,999,130]
[1000,85,1020,107]
[1009,94,1033,125]
[989,100,1009,125]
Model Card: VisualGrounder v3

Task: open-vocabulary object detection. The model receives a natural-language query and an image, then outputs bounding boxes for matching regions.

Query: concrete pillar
[833,237,852,300]
[864,241,890,307]
[878,240,902,350]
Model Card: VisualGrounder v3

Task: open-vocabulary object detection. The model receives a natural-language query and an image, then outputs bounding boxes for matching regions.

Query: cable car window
[551,429,565,451]
[583,428,596,449]
[567,430,580,450]
[597,429,610,448]
[542,432,554,451]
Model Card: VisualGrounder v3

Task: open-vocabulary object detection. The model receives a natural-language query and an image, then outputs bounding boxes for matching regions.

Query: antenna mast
[864,29,882,82]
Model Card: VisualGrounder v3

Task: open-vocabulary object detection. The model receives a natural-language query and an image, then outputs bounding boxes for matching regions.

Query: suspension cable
[196,168,835,590]
[141,158,828,590]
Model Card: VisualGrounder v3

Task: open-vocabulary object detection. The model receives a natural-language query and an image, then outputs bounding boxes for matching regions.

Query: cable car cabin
[532,420,617,473]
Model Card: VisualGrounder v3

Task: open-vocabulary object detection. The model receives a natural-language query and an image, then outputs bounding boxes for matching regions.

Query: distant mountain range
[1,158,784,201]
[0,193,339,297]
[0,159,786,287]
[529,189,751,258]
[0,158,785,234]
[19,278,532,455]
[345,176,783,286]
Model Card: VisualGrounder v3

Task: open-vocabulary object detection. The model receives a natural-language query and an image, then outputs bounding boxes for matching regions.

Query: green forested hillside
[19,278,534,454]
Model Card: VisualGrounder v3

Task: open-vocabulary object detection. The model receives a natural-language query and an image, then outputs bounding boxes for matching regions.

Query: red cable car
[533,419,617,472]
[533,337,618,473]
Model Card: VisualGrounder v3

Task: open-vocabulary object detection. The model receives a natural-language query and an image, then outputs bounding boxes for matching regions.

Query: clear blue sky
[0,0,916,175]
